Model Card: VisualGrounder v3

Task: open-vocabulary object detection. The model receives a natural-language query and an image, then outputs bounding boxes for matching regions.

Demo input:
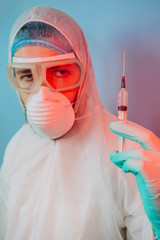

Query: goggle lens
[45,63,81,90]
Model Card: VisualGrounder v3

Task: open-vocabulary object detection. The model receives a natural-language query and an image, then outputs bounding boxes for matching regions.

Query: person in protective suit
[0,6,160,240]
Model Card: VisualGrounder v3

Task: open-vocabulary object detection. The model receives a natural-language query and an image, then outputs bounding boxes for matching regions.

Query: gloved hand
[109,120,160,237]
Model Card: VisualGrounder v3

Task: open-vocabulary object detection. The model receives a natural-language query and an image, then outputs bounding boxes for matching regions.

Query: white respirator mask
[26,86,75,139]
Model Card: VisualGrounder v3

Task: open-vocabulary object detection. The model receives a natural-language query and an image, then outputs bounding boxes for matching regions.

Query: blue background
[0,0,160,166]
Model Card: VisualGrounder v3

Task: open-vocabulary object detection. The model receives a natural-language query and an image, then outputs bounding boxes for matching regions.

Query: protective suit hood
[8,6,101,118]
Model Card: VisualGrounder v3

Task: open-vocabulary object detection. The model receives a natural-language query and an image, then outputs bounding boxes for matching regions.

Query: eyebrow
[15,69,32,75]
[47,66,61,70]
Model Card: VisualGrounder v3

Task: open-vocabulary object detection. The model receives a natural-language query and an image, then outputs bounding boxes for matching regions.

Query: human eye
[19,70,33,81]
[15,69,33,81]
[54,69,68,77]
[47,66,69,78]
[21,73,33,81]
[46,64,76,89]
[15,69,34,88]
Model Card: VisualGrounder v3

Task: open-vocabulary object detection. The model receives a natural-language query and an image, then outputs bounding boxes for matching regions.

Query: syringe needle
[123,49,125,76]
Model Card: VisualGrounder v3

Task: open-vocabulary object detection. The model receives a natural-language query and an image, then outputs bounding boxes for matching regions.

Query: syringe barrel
[118,88,128,106]
[118,88,128,121]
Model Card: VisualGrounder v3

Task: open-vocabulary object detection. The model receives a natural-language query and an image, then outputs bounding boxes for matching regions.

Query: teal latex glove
[109,120,160,237]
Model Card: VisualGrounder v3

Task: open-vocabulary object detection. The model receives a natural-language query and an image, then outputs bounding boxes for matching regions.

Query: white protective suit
[0,6,153,240]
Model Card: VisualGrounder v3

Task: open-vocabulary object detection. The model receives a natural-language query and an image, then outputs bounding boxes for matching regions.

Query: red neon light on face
[46,63,80,90]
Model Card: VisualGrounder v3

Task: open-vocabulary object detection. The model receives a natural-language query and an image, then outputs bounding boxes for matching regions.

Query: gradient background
[0,0,160,166]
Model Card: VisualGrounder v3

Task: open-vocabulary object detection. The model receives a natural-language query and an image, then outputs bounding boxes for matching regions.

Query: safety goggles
[7,53,84,93]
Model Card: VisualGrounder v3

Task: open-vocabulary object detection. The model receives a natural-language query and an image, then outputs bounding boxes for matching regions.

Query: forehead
[14,46,60,58]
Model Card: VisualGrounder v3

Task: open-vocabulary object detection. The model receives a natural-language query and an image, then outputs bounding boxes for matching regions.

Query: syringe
[118,50,128,152]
